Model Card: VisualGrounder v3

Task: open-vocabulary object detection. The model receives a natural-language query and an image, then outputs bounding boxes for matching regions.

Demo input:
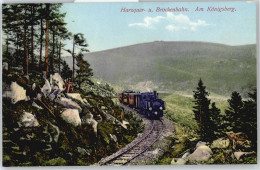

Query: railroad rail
[99,106,165,166]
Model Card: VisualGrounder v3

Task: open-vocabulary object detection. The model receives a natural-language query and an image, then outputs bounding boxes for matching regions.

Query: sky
[61,1,256,52]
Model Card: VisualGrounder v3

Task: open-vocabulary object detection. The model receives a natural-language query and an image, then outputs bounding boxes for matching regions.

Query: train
[119,91,165,118]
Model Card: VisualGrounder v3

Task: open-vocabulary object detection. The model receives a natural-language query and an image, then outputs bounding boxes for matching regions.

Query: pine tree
[224,91,244,132]
[61,60,72,80]
[75,53,93,89]
[193,78,212,141]
[209,102,223,138]
[241,89,257,150]
[65,33,88,82]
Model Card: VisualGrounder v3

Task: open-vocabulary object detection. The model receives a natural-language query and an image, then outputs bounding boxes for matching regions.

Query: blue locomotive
[119,91,165,118]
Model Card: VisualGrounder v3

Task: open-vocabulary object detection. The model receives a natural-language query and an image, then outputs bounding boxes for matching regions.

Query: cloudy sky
[61,1,256,52]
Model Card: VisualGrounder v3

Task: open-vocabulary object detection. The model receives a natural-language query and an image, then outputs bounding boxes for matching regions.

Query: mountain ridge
[64,41,256,96]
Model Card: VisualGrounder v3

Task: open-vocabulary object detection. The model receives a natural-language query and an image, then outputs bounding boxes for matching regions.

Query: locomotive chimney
[154,91,157,97]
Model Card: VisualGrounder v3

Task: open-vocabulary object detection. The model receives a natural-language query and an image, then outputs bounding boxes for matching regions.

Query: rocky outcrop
[32,101,43,110]
[18,111,39,127]
[211,137,230,149]
[56,97,82,113]
[66,93,85,104]
[187,142,212,162]
[233,151,255,160]
[50,73,65,92]
[82,113,98,134]
[171,158,187,165]
[3,82,29,104]
[49,89,62,101]
[61,109,81,127]
[41,79,52,97]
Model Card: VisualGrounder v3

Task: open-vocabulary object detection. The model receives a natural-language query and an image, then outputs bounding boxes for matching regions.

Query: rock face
[50,73,65,91]
[56,97,82,113]
[66,93,85,104]
[82,113,98,134]
[49,89,62,101]
[41,79,52,97]
[19,111,39,127]
[211,138,230,149]
[187,142,212,162]
[61,109,81,127]
[234,151,255,160]
[3,82,29,104]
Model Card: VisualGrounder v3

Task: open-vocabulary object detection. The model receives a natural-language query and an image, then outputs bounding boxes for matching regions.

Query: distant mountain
[64,41,256,95]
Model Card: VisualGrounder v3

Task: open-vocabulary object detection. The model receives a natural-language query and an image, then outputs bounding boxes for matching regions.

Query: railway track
[99,106,165,166]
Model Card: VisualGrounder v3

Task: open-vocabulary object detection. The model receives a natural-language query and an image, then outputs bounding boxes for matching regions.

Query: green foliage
[61,60,72,80]
[224,91,244,132]
[209,102,223,138]
[192,79,214,141]
[75,53,93,89]
[80,41,256,96]
[162,93,198,130]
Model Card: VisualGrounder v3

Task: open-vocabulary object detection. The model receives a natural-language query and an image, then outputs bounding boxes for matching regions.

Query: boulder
[43,123,60,143]
[32,102,43,110]
[171,158,186,165]
[49,89,62,101]
[56,97,82,113]
[196,141,207,148]
[211,138,230,149]
[66,93,85,104]
[82,113,98,134]
[50,73,65,91]
[3,62,8,71]
[3,82,29,104]
[41,79,52,97]
[187,144,213,162]
[32,83,36,91]
[61,109,81,127]
[19,111,39,127]
[234,151,255,160]
[182,152,190,159]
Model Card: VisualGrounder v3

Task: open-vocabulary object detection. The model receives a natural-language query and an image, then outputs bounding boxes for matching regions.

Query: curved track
[99,108,165,166]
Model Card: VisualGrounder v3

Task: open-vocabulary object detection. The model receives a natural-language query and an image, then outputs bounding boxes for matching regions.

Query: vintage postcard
[1,1,257,166]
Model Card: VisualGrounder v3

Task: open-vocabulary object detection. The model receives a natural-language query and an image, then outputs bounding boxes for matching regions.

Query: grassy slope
[160,93,229,131]
[72,41,257,96]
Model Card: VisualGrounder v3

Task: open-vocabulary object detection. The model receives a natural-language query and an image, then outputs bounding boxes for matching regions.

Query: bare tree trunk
[6,36,9,54]
[51,29,55,73]
[45,4,50,75]
[31,5,34,69]
[72,38,75,82]
[39,17,43,69]
[24,8,29,76]
[39,5,43,69]
[59,41,61,74]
